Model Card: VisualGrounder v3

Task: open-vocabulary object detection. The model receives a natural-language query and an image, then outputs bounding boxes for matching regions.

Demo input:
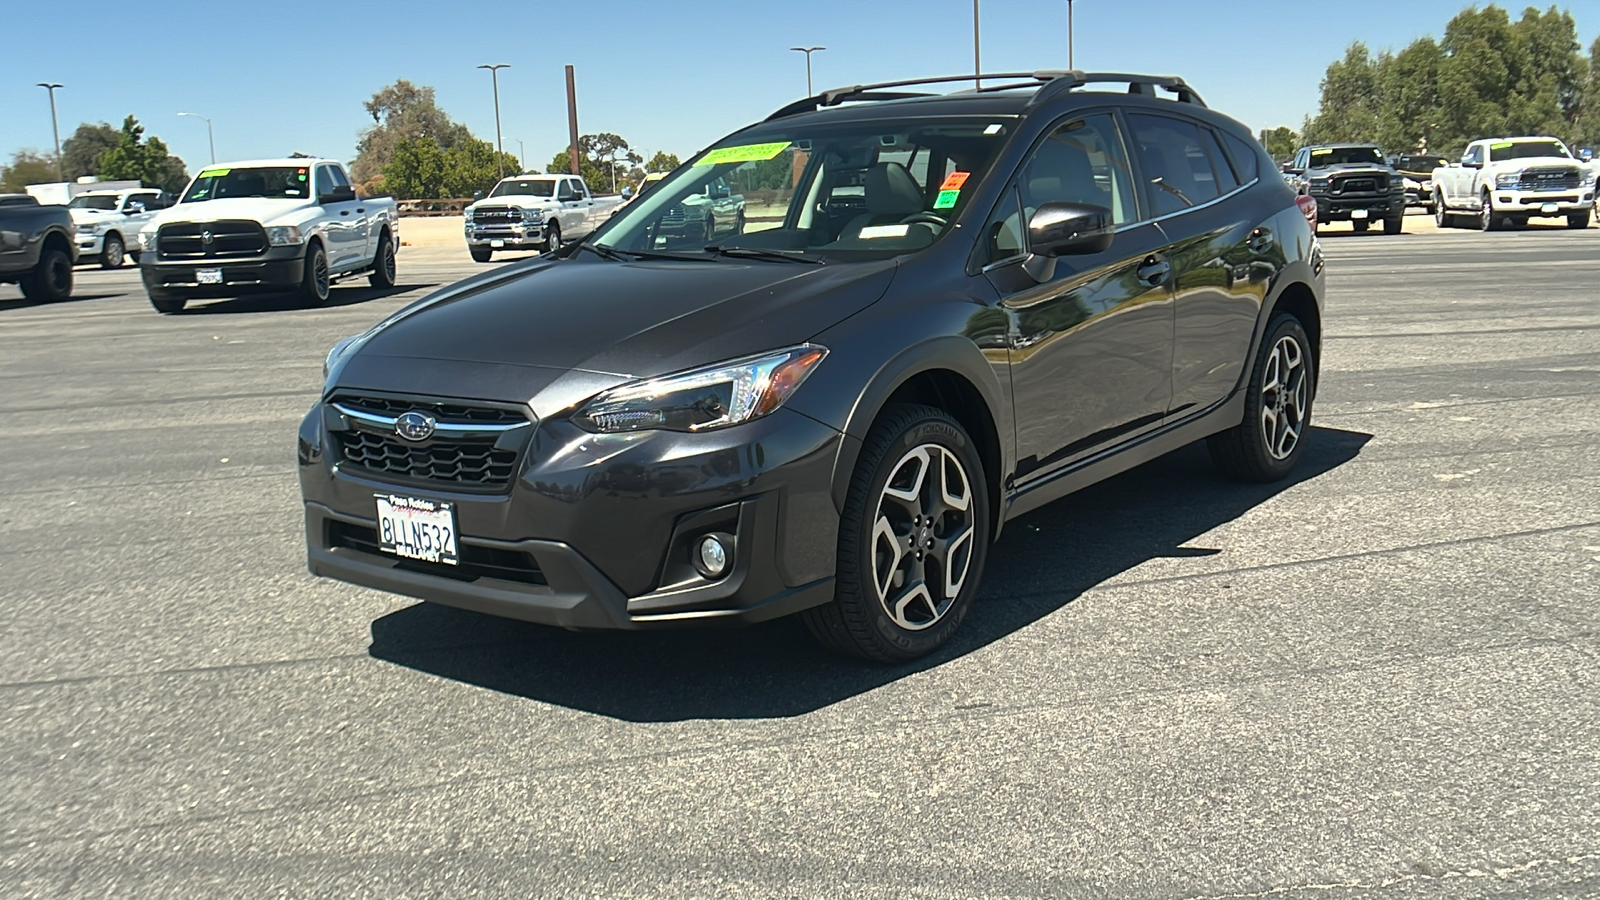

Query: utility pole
[790,47,825,95]
[973,1,981,89]
[178,112,215,164]
[38,83,64,181]
[1068,0,1077,69]
[566,65,581,178]
[511,138,525,173]
[477,64,510,180]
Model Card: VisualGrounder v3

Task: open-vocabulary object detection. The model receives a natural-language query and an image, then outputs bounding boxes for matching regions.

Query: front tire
[128,250,141,265]
[802,404,991,663]
[368,233,396,288]
[1434,193,1452,228]
[20,247,73,302]
[1479,192,1500,231]
[148,290,185,314]
[1351,218,1369,233]
[1569,211,1592,229]
[299,242,331,306]
[470,247,493,263]
[1383,215,1403,235]
[543,221,561,254]
[1207,313,1315,483]
[100,233,125,269]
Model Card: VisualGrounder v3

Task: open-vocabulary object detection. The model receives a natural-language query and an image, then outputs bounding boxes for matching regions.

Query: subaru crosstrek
[300,71,1326,662]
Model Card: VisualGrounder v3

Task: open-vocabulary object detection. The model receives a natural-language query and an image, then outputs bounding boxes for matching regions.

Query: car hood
[151,198,319,227]
[1483,156,1582,173]
[1314,163,1393,176]
[333,256,899,418]
[469,196,558,211]
[69,208,124,224]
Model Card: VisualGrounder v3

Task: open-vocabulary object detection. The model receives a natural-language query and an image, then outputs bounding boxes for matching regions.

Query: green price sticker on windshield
[197,168,231,178]
[697,142,793,165]
[1490,141,1513,149]
[1310,148,1332,156]
[933,189,961,210]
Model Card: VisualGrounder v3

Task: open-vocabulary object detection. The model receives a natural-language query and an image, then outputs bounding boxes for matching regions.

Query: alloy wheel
[1259,335,1308,460]
[382,241,396,281]
[869,443,976,631]
[313,250,330,299]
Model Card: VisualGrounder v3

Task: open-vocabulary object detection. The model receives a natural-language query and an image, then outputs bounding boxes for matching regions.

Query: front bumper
[1490,188,1595,215]
[76,231,105,256]
[140,244,307,297]
[298,399,846,630]
[1313,192,1406,221]
[465,221,545,250]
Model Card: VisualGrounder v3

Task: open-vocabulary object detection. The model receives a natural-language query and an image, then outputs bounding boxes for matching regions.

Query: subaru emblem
[395,411,436,442]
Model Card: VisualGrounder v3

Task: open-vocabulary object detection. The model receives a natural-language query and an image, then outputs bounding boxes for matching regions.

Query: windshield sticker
[697,142,793,165]
[984,123,1005,135]
[1490,141,1514,150]
[933,189,961,210]
[940,171,972,191]
[1310,149,1332,156]
[858,224,911,239]
[197,168,230,178]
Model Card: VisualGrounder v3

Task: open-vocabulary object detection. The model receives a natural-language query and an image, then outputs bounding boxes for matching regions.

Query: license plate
[197,268,223,284]
[375,494,458,565]
[1350,209,1369,220]
[1541,203,1560,214]
[490,239,505,248]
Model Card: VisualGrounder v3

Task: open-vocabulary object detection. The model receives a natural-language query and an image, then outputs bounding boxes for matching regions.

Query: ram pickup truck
[1284,143,1406,234]
[68,188,174,268]
[138,158,398,313]
[0,195,76,302]
[463,174,623,262]
[1432,137,1594,231]
[652,175,747,245]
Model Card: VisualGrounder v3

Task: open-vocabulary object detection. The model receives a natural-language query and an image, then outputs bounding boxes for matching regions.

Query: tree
[381,138,446,200]
[60,122,119,181]
[1257,127,1300,161]
[546,133,643,192]
[645,151,681,173]
[353,80,473,185]
[441,137,520,198]
[97,116,189,193]
[0,150,57,192]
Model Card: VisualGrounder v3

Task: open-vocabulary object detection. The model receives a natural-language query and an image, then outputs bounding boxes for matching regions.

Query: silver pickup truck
[463,174,624,262]
[0,194,76,302]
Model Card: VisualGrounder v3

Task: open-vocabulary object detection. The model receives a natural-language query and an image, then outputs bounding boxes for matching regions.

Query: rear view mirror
[1022,201,1114,282]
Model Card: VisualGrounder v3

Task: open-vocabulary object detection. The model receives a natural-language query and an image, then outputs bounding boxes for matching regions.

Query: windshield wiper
[575,242,632,262]
[706,246,826,265]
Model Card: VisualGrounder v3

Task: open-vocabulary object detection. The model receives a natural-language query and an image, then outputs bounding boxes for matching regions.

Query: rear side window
[1127,114,1224,216]
[1221,132,1261,183]
[1203,130,1240,193]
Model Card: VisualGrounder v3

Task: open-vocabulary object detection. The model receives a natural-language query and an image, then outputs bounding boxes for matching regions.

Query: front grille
[471,206,522,224]
[332,394,525,425]
[327,520,547,586]
[1517,167,1581,191]
[1333,176,1379,194]
[328,394,529,489]
[157,220,268,259]
[660,203,687,224]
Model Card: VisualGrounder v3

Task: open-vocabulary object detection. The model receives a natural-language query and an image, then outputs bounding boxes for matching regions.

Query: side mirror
[473,190,484,201]
[1461,158,1480,169]
[318,185,356,204]
[621,187,634,199]
[1021,202,1114,283]
[125,202,145,215]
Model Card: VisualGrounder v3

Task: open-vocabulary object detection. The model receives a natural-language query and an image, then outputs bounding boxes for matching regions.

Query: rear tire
[20,247,73,302]
[1208,313,1315,483]
[100,233,125,269]
[1569,211,1592,229]
[801,404,991,663]
[148,291,185,314]
[367,232,396,288]
[470,247,493,263]
[299,242,331,306]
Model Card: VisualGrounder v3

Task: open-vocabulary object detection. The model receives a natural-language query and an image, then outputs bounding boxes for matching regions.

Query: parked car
[1388,154,1449,214]
[24,178,140,207]
[1432,137,1594,230]
[138,158,398,313]
[302,70,1325,662]
[463,174,624,262]
[67,188,174,268]
[0,195,76,302]
[1283,143,1406,233]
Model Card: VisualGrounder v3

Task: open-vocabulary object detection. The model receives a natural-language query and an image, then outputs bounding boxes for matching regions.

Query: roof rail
[763,70,1204,121]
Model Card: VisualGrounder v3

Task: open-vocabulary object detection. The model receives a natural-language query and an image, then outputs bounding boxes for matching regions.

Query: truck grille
[660,203,687,224]
[328,393,530,489]
[326,520,547,586]
[471,206,522,224]
[1332,175,1380,194]
[157,220,268,259]
[1517,167,1581,191]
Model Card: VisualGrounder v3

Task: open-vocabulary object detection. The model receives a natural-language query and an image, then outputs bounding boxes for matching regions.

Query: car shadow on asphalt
[368,425,1373,722]
[0,293,120,310]
[178,283,435,314]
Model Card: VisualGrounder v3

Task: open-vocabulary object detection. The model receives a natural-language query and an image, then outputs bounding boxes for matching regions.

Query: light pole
[178,112,215,164]
[973,1,981,88]
[790,47,824,95]
[608,149,627,193]
[510,138,526,173]
[477,63,510,180]
[1067,0,1077,69]
[38,83,63,181]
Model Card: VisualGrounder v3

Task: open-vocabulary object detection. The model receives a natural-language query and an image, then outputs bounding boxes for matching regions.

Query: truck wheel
[20,247,73,302]
[1479,192,1500,231]
[470,247,493,263]
[1207,312,1315,483]
[543,221,561,254]
[1434,193,1452,228]
[1351,218,1369,233]
[299,242,331,306]
[1568,211,1592,229]
[801,404,991,663]
[100,233,125,269]
[1383,215,1403,235]
[128,250,141,265]
[703,215,717,245]
[148,290,186,314]
[368,232,396,288]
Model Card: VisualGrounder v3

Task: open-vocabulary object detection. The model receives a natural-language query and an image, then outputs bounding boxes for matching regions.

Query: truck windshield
[181,167,311,203]
[488,179,556,198]
[1310,147,1382,166]
[1488,141,1570,162]
[69,195,122,210]
[591,115,1015,261]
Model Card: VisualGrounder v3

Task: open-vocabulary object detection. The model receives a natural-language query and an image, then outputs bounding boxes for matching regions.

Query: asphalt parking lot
[3,226,1598,899]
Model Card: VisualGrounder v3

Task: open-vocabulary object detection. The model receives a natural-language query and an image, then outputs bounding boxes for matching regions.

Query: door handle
[1136,257,1171,286]
[1248,228,1275,253]
[356,207,365,213]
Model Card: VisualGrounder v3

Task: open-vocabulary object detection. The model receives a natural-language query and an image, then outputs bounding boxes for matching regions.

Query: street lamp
[973,1,981,89]
[608,148,628,193]
[1067,0,1078,69]
[790,47,825,96]
[178,112,215,164]
[476,63,510,180]
[510,138,526,173]
[37,83,63,181]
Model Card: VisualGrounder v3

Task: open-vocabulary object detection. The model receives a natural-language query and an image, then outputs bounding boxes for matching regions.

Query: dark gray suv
[299,71,1326,662]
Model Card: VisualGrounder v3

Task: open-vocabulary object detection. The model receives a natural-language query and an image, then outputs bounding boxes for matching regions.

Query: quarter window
[1127,114,1224,216]
[1221,132,1261,183]
[1203,129,1241,193]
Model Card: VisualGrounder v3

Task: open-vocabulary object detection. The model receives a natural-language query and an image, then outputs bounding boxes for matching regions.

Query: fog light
[695,535,730,579]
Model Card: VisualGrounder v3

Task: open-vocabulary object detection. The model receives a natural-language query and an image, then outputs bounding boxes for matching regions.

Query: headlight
[1495,172,1521,188]
[573,345,828,434]
[138,227,158,251]
[76,223,97,234]
[266,225,304,246]
[323,335,359,379]
[464,208,475,221]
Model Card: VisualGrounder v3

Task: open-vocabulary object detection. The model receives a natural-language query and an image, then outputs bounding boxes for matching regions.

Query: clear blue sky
[2,0,1594,176]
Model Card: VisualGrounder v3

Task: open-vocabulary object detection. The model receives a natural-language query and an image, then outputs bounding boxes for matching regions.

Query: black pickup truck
[0,194,76,301]
[1282,143,1406,234]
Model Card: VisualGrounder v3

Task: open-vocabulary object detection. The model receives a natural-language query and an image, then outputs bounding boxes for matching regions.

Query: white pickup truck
[137,158,398,313]
[68,187,174,268]
[1432,136,1595,231]
[462,174,623,262]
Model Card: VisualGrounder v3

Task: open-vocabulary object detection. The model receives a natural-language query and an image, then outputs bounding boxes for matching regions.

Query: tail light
[1295,195,1317,228]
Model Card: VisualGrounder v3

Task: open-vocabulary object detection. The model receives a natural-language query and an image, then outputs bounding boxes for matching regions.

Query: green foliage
[645,151,681,173]
[353,80,474,187]
[1257,127,1300,161]
[60,122,119,181]
[1304,4,1595,156]
[0,150,57,192]
[441,138,521,198]
[382,139,446,200]
[360,81,523,199]
[546,134,643,193]
[96,116,189,193]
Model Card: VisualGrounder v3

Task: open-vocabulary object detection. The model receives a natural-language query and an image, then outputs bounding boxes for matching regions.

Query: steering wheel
[900,212,948,228]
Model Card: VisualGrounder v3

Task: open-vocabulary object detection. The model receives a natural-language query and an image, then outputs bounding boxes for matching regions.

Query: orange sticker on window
[940,171,972,191]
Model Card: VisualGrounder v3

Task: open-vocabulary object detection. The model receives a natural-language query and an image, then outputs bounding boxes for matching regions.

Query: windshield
[488,179,556,198]
[592,115,1014,261]
[69,195,121,210]
[1394,156,1447,173]
[181,166,310,203]
[1488,140,1570,162]
[1310,147,1383,166]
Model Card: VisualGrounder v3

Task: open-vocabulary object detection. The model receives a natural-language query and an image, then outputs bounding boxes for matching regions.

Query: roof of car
[1304,142,1381,150]
[75,188,156,197]
[209,158,340,169]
